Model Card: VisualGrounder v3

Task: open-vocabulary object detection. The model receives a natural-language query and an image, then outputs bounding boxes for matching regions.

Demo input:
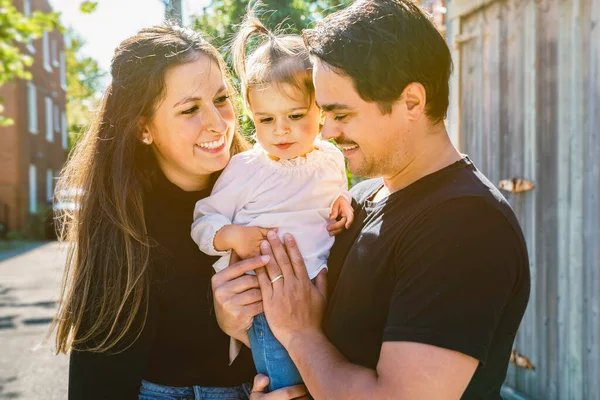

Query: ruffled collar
[254,140,333,169]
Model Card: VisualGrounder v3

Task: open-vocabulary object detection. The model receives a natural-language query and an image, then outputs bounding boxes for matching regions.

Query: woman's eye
[289,114,305,120]
[334,114,348,121]
[181,106,199,115]
[259,117,273,124]
[215,95,230,105]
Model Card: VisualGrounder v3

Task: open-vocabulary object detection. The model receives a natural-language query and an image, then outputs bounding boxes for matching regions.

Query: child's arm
[191,197,236,258]
[191,156,252,257]
[191,155,277,260]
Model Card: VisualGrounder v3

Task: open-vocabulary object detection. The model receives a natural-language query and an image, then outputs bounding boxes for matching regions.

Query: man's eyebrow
[317,102,352,112]
[173,85,228,108]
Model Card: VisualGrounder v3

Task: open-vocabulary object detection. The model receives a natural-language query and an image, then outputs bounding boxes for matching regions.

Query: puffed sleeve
[190,153,255,256]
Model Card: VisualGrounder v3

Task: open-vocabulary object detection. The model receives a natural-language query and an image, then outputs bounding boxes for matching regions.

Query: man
[212,1,530,398]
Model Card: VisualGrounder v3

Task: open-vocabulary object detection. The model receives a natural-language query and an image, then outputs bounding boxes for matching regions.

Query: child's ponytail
[230,1,314,106]
[231,2,275,96]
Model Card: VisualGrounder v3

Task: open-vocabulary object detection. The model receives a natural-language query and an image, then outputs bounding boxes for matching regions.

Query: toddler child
[191,10,353,393]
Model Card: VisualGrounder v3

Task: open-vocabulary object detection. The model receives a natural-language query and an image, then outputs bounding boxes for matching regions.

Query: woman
[51,25,306,400]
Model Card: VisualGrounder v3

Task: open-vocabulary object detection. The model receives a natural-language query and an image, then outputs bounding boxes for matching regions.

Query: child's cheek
[299,119,320,139]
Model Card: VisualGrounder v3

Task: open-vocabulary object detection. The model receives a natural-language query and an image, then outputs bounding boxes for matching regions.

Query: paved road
[0,242,69,400]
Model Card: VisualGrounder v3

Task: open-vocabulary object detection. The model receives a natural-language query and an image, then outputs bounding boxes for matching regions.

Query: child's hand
[232,226,277,259]
[327,196,354,236]
[215,225,277,259]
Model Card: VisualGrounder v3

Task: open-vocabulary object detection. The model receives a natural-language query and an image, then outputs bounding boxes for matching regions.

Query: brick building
[0,0,68,235]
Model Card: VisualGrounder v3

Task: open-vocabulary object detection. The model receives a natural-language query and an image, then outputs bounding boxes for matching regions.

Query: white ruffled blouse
[191,140,350,278]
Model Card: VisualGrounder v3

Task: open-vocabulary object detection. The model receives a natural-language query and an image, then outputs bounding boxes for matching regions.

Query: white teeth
[197,137,225,149]
[341,144,358,151]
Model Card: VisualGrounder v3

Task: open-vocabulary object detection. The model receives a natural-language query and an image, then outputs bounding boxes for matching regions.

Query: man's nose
[320,118,340,140]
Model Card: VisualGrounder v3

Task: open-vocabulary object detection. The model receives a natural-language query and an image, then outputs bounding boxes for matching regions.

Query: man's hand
[255,231,327,349]
[215,225,277,259]
[211,252,269,344]
[327,196,354,236]
[249,374,309,400]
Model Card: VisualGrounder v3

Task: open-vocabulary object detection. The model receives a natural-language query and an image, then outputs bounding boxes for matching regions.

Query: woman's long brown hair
[51,25,249,354]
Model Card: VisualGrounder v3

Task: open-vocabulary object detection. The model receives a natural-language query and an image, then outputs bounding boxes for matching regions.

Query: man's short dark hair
[303,0,452,122]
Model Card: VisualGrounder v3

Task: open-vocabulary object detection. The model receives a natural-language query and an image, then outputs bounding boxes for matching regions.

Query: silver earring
[143,137,151,145]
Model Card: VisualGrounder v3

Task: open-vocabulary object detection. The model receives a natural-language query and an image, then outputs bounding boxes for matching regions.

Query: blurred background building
[0,0,68,236]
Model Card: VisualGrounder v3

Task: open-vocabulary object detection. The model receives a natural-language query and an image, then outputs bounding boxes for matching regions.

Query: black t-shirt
[68,170,256,399]
[324,157,530,399]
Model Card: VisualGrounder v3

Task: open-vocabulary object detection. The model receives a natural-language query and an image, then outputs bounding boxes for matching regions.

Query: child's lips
[275,143,294,150]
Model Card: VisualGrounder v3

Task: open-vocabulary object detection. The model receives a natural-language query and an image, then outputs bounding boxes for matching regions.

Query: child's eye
[259,117,273,124]
[334,114,348,121]
[214,95,230,105]
[181,106,199,115]
[289,114,305,120]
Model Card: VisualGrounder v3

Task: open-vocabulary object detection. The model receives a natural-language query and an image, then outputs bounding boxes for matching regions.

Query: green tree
[65,30,105,149]
[192,0,353,50]
[0,0,60,125]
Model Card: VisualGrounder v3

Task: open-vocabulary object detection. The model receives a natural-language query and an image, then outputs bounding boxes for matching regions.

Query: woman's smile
[195,136,227,154]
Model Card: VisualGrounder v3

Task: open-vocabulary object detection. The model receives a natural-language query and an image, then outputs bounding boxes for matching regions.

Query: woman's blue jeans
[138,380,251,400]
[247,312,303,392]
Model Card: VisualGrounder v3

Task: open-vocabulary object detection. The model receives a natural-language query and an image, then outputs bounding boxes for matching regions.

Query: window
[23,0,31,16]
[45,97,53,142]
[29,164,37,214]
[60,51,66,90]
[43,32,51,72]
[27,82,38,134]
[52,39,59,67]
[26,40,36,54]
[46,169,54,202]
[23,1,35,52]
[61,111,68,150]
[53,104,60,132]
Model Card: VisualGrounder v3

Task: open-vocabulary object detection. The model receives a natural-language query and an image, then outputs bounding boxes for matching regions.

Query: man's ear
[402,82,427,121]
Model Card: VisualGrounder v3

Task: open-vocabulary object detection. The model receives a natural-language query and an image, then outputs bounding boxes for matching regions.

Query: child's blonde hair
[231,3,315,108]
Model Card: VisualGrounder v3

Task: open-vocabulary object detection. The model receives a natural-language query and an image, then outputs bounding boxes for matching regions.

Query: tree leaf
[79,1,98,14]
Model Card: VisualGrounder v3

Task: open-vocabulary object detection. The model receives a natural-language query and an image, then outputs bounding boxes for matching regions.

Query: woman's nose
[206,105,228,134]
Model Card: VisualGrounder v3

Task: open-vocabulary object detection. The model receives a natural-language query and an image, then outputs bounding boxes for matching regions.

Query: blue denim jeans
[138,380,251,400]
[247,312,303,392]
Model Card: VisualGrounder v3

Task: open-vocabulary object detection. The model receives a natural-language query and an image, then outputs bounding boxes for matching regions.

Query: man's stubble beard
[349,152,382,179]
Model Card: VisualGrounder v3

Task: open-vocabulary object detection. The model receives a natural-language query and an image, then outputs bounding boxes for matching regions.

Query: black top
[324,157,530,399]
[68,171,256,399]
